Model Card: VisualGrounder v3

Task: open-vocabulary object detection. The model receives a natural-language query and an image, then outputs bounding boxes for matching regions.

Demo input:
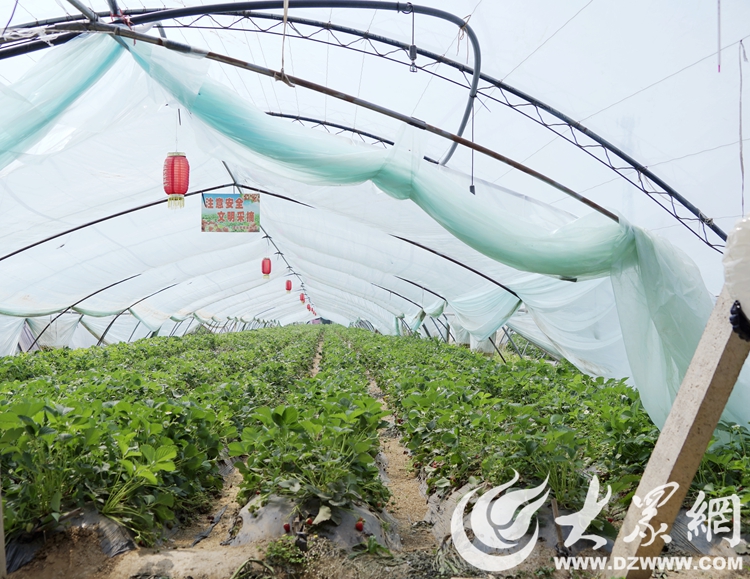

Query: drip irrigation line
[28,273,141,351]
[392,235,520,299]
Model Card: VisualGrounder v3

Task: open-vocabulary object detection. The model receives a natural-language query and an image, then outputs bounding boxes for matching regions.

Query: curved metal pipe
[4,6,724,245]
[6,2,479,164]
[122,1,481,165]
[51,21,618,222]
[27,273,140,351]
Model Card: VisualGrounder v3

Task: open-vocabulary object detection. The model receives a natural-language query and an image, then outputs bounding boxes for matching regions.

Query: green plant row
[0,326,321,544]
[342,329,750,527]
[229,329,391,512]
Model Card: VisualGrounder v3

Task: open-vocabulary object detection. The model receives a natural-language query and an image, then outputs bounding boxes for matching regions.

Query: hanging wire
[469,99,475,194]
[409,3,417,72]
[741,40,748,214]
[324,9,332,121]
[718,0,722,73]
[275,0,294,86]
[1,0,19,37]
[175,107,181,151]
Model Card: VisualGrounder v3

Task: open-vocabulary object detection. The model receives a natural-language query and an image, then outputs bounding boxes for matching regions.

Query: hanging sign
[201,193,260,232]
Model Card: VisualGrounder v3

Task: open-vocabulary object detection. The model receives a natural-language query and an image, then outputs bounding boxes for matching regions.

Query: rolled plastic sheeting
[26,314,81,349]
[723,215,750,307]
[0,315,25,356]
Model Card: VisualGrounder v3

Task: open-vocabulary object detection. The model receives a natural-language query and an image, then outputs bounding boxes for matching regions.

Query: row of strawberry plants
[229,328,391,516]
[0,326,321,544]
[343,329,750,527]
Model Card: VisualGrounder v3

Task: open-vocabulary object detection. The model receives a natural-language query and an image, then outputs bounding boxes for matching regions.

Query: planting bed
[1,326,748,578]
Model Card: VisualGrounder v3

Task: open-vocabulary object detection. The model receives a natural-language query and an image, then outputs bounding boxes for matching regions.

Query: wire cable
[2,0,19,37]
[501,0,595,82]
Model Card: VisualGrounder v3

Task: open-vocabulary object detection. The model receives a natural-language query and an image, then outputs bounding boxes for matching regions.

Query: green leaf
[136,468,158,485]
[152,460,175,473]
[155,445,177,463]
[140,444,156,463]
[50,491,62,513]
[227,441,245,457]
[278,479,301,493]
[119,459,135,474]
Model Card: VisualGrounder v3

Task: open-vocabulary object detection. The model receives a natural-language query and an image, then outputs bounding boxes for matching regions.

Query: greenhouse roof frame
[2,2,727,250]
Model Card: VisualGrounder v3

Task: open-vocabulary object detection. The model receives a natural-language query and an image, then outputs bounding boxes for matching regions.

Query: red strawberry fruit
[283,523,291,533]
[306,517,313,526]
[355,518,364,532]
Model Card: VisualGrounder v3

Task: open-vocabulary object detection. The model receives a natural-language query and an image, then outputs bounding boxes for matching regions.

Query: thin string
[741,41,748,214]
[470,100,475,194]
[281,0,289,74]
[275,0,294,86]
[175,108,180,151]
[718,0,722,73]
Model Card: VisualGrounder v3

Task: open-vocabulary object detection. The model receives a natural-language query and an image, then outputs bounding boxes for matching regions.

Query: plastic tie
[730,300,750,341]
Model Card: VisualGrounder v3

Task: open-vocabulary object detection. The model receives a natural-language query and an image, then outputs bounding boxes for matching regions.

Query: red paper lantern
[300,293,305,303]
[307,304,311,311]
[285,280,292,293]
[262,257,272,279]
[163,152,189,209]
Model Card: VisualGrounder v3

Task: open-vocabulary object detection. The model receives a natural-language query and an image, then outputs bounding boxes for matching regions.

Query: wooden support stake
[607,287,750,578]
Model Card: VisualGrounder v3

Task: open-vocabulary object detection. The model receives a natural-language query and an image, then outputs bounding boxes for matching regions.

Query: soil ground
[8,334,750,579]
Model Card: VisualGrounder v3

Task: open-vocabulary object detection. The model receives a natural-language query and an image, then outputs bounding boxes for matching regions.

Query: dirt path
[8,468,262,579]
[311,332,324,377]
[367,377,436,552]
[8,333,441,579]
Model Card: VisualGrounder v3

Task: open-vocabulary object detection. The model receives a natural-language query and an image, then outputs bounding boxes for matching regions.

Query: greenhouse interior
[0,1,749,578]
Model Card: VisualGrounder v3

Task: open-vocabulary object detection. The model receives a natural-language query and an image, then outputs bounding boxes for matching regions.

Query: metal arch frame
[1,1,479,166]
[124,1,482,166]
[157,9,728,249]
[39,21,621,223]
[264,112,440,163]
[2,5,725,249]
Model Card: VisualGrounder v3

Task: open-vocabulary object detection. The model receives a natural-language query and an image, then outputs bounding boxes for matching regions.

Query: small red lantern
[163,152,190,209]
[307,304,311,311]
[285,280,292,293]
[300,293,305,303]
[262,257,272,279]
